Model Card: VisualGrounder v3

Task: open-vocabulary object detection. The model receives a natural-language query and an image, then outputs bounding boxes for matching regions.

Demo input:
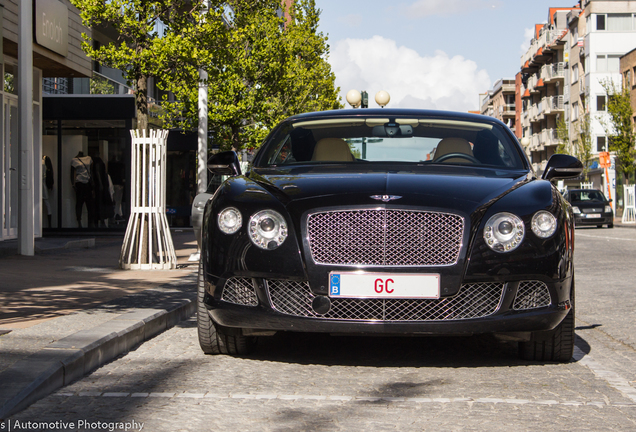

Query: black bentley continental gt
[197,109,583,362]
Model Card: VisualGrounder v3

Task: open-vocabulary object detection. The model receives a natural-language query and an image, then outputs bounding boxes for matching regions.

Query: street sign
[599,151,610,168]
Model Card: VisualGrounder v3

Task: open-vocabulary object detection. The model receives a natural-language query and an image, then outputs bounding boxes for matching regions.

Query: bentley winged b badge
[370,195,402,202]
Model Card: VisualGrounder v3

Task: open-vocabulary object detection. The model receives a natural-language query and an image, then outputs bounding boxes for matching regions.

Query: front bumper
[574,213,613,226]
[203,275,571,336]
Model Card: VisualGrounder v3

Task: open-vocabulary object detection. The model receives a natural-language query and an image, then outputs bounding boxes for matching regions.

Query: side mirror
[208,151,241,176]
[541,154,583,181]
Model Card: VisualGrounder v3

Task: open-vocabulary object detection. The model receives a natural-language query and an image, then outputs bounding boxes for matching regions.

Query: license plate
[329,272,440,299]
[586,213,601,218]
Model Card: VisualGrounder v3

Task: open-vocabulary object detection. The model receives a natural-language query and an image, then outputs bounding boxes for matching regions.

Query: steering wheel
[434,152,480,164]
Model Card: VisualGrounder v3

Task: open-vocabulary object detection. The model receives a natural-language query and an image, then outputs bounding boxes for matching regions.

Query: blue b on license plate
[329,272,440,299]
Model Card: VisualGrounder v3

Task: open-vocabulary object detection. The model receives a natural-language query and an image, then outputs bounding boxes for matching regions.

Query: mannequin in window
[42,155,54,227]
[70,151,95,228]
[92,155,115,227]
[109,152,125,220]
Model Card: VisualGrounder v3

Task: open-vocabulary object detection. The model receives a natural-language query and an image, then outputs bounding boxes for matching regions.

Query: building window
[608,13,633,31]
[597,136,606,152]
[572,65,579,83]
[596,55,620,73]
[596,13,636,31]
[597,95,606,111]
[597,14,606,30]
[573,102,579,121]
[608,55,620,72]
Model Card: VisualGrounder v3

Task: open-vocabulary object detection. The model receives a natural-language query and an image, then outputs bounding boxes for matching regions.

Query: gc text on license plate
[329,272,440,299]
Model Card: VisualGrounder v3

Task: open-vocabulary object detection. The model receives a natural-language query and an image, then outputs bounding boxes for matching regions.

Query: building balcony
[542,128,560,147]
[543,62,566,83]
[532,160,548,173]
[541,96,564,116]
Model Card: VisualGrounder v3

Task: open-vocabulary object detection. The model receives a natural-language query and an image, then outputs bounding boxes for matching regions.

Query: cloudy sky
[314,0,578,111]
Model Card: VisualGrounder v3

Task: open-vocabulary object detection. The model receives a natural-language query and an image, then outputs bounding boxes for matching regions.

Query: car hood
[248,166,530,215]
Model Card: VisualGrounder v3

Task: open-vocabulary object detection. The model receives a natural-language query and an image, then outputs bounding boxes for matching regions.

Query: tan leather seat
[311,138,355,162]
[433,137,474,163]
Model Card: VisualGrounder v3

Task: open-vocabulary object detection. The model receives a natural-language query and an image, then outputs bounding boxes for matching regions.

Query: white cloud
[330,36,491,112]
[520,27,535,55]
[404,0,502,18]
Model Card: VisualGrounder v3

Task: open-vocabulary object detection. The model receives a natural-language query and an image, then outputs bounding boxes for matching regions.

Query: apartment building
[518,8,575,174]
[480,79,517,132]
[620,46,636,126]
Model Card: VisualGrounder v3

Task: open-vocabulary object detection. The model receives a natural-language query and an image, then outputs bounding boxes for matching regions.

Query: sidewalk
[0,230,199,419]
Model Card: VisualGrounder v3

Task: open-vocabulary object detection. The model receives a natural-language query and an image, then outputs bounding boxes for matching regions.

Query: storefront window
[43,119,131,230]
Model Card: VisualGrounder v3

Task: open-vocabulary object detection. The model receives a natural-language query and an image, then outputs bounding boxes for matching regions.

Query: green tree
[90,76,114,95]
[160,0,342,150]
[575,113,593,181]
[69,0,226,131]
[600,78,636,184]
[555,114,570,155]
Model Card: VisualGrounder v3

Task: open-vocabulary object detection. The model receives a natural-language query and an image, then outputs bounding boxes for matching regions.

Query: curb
[0,296,196,420]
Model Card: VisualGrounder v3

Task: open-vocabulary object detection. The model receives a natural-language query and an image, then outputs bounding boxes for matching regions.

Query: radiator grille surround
[306,209,464,267]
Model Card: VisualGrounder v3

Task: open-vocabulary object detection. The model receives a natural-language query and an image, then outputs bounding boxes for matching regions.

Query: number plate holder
[328,272,440,299]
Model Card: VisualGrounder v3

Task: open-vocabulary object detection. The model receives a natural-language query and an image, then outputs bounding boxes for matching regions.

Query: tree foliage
[69,0,226,131]
[555,114,569,154]
[160,0,342,150]
[575,113,593,181]
[600,78,636,183]
[556,113,592,180]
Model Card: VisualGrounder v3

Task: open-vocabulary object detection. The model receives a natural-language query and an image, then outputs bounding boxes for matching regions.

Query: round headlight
[218,207,242,234]
[249,210,288,250]
[483,212,525,253]
[531,211,557,239]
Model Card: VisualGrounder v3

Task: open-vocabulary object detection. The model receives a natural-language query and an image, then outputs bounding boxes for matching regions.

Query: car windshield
[256,116,526,169]
[571,190,606,202]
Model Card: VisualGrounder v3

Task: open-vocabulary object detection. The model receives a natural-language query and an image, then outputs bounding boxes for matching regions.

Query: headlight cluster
[604,205,612,213]
[483,210,557,253]
[217,207,288,250]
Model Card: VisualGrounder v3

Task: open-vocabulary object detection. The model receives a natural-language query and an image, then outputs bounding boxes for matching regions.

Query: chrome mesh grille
[268,280,503,321]
[221,277,259,307]
[307,209,464,266]
[513,281,551,310]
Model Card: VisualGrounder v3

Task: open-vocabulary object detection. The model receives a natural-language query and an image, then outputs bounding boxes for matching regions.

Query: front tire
[197,262,255,355]
[197,261,220,354]
[519,281,575,363]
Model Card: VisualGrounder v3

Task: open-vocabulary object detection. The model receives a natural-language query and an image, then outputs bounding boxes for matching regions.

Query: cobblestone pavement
[5,228,636,431]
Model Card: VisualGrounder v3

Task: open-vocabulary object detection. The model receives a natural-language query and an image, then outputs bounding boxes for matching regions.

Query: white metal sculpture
[120,130,177,269]
[622,185,636,224]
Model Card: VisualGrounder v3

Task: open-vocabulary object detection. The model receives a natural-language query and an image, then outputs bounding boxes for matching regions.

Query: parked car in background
[197,108,583,362]
[563,189,613,228]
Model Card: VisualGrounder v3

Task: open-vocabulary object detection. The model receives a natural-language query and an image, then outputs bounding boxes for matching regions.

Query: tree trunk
[231,124,240,151]
[136,74,149,131]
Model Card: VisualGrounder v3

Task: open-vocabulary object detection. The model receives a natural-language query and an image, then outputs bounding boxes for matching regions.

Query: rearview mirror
[208,151,241,176]
[372,123,413,137]
[541,154,583,181]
